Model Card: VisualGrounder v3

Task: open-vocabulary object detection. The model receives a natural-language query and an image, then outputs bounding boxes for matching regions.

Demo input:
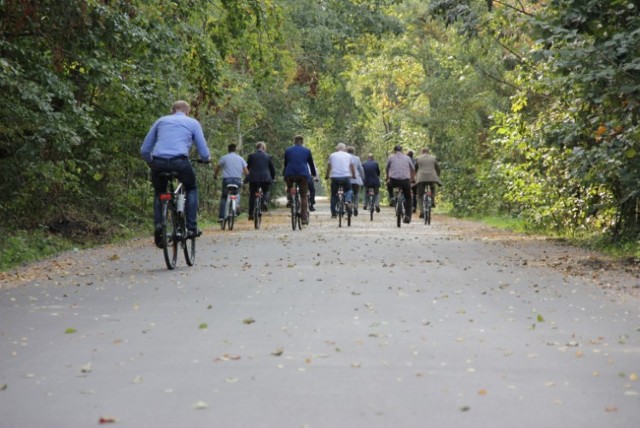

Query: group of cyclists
[141,100,441,247]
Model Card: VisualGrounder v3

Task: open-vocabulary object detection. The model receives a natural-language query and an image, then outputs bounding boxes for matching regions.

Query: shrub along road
[1,199,639,427]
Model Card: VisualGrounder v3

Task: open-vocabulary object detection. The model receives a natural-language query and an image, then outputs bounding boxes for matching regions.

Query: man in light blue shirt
[214,143,249,221]
[141,100,211,247]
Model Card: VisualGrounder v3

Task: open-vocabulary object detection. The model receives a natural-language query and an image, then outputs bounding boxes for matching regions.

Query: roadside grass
[466,214,640,261]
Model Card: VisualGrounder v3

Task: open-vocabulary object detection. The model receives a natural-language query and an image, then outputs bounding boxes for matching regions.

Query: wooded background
[1,0,638,262]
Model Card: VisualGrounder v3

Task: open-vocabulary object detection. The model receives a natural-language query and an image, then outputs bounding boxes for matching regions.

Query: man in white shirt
[386,145,415,223]
[325,143,356,218]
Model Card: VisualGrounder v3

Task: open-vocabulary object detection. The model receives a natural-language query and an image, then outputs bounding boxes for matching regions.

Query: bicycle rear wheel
[162,201,178,270]
[290,197,297,230]
[396,198,403,228]
[338,200,343,228]
[347,203,352,227]
[225,200,235,230]
[254,198,261,230]
[296,196,302,229]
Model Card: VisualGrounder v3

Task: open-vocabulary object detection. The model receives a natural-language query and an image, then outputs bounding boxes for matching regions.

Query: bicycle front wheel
[162,201,178,270]
[338,200,343,228]
[296,197,302,229]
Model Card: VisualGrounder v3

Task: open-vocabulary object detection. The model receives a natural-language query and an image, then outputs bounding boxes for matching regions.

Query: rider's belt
[154,155,188,161]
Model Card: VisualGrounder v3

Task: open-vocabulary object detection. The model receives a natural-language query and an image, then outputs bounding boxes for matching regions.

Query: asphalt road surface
[1,199,639,427]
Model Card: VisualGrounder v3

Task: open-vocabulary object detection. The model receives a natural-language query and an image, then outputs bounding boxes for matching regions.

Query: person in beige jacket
[415,147,441,217]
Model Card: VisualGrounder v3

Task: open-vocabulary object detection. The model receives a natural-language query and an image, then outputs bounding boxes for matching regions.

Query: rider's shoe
[419,213,424,219]
[375,205,380,213]
[403,216,411,224]
[248,215,254,221]
[354,207,358,217]
[187,228,202,238]
[331,214,337,219]
[286,198,292,208]
[154,225,164,249]
[309,205,316,212]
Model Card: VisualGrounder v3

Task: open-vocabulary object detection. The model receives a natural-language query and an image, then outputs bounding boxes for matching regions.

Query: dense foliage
[1,0,638,267]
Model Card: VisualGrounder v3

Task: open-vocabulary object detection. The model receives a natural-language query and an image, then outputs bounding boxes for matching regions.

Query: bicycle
[422,188,432,225]
[253,186,264,230]
[336,185,352,227]
[394,187,405,228]
[221,183,239,231]
[158,160,207,270]
[289,181,302,230]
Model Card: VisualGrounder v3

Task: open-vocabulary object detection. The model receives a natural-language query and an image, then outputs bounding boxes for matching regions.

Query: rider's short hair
[256,142,266,151]
[171,100,190,114]
[294,135,304,144]
[336,143,347,151]
[228,143,237,152]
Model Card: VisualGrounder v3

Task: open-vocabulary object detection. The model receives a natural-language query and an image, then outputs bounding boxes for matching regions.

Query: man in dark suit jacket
[246,142,276,220]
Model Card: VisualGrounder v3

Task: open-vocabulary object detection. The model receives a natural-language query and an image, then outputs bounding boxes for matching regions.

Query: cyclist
[214,143,249,223]
[347,146,365,217]
[415,147,442,218]
[362,153,381,213]
[140,100,211,248]
[246,142,276,221]
[385,145,415,224]
[283,135,317,225]
[325,143,356,219]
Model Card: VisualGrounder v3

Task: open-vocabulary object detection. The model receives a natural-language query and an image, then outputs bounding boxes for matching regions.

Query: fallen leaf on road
[478,389,487,396]
[133,376,143,384]
[0,384,7,391]
[65,328,77,334]
[80,362,92,373]
[99,416,118,424]
[192,401,209,409]
[243,318,256,325]
[537,314,545,322]
[271,348,284,357]
[198,323,208,329]
[630,373,638,381]
[605,406,619,412]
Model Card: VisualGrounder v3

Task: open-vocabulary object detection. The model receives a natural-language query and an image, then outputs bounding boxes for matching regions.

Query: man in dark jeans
[246,141,276,220]
[283,135,317,225]
[385,145,415,224]
[140,100,211,248]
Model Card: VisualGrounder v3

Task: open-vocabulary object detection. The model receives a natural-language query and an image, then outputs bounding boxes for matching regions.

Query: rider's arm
[213,163,221,179]
[308,152,317,178]
[350,163,356,179]
[325,162,332,180]
[192,122,210,162]
[409,159,416,183]
[140,121,159,163]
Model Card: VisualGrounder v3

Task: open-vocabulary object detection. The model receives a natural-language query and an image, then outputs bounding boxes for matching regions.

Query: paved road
[1,200,639,427]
